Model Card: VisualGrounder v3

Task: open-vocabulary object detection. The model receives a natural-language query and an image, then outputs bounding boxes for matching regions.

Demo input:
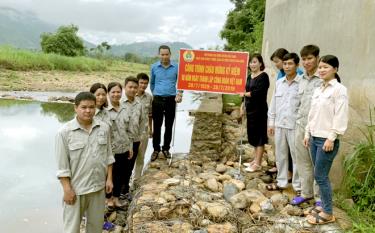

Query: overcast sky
[0,0,233,48]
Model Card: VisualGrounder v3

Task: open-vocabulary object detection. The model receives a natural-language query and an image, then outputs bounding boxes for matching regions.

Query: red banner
[177,49,249,94]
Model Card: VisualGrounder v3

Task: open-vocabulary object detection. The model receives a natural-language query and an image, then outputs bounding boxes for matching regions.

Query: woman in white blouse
[303,55,349,225]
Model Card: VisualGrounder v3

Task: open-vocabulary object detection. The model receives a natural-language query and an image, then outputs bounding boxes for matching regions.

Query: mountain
[0,7,55,49]
[0,7,95,50]
[109,41,193,58]
[0,7,192,57]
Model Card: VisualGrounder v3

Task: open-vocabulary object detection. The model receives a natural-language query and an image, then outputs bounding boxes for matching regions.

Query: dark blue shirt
[150,61,178,96]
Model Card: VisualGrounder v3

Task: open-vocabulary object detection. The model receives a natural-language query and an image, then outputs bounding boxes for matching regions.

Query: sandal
[304,206,322,216]
[290,196,313,205]
[266,183,285,191]
[307,212,336,225]
[245,163,261,172]
[266,167,277,174]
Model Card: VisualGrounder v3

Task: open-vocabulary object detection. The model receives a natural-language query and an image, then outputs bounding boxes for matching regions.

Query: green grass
[338,106,375,232]
[0,46,108,71]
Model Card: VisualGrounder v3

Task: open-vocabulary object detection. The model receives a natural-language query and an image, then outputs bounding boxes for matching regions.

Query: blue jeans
[310,137,339,214]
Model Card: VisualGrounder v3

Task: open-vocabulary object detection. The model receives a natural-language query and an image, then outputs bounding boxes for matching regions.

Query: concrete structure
[262,0,375,188]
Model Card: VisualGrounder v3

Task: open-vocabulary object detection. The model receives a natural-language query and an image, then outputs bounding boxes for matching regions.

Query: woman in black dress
[241,53,270,172]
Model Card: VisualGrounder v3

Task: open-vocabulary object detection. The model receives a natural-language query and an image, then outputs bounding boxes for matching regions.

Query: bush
[41,25,85,57]
[343,107,375,211]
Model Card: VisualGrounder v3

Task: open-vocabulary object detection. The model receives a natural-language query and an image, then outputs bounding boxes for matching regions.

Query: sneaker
[162,150,171,158]
[151,150,159,161]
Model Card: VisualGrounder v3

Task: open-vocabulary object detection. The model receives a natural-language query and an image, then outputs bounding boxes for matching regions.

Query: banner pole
[169,103,177,166]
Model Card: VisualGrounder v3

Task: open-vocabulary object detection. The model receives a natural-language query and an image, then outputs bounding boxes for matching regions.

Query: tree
[40,25,85,57]
[220,0,265,53]
[89,41,112,58]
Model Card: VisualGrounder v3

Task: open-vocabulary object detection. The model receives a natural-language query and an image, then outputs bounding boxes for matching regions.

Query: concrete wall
[262,0,375,188]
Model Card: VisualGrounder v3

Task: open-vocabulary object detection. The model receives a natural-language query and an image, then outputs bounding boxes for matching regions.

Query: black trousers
[111,141,140,197]
[152,96,176,152]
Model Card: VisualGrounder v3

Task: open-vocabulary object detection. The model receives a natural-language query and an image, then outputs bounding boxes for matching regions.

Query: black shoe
[162,150,171,158]
[151,150,159,161]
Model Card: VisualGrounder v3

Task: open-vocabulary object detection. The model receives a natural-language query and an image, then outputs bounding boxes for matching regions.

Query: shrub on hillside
[41,25,85,57]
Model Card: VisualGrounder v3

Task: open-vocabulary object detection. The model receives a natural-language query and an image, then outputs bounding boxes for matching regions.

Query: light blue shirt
[277,67,304,80]
[268,74,302,129]
[150,61,179,96]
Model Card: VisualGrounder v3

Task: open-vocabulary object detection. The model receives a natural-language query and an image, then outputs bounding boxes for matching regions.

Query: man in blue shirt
[150,45,182,161]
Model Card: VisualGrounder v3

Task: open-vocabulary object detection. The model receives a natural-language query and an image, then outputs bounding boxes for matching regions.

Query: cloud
[0,0,233,48]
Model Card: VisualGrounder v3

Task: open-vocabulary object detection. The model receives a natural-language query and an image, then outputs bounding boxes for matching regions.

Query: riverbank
[97,95,352,233]
[0,62,148,92]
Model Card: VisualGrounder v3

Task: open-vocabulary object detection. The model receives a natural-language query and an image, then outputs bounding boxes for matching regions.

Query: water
[0,91,199,233]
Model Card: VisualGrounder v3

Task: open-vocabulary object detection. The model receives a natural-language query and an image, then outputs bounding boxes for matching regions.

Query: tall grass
[0,46,107,71]
[341,106,375,232]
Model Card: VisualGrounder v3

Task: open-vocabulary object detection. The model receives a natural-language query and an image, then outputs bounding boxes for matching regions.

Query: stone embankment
[95,93,352,232]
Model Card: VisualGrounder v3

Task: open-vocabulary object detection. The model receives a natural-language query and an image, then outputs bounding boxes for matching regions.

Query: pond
[0,91,199,233]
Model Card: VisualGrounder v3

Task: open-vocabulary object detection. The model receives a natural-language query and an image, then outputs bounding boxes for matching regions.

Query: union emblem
[183,50,195,62]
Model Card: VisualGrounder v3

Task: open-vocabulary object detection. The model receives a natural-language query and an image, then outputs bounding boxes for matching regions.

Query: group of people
[55,43,349,232]
[55,45,181,233]
[241,45,349,225]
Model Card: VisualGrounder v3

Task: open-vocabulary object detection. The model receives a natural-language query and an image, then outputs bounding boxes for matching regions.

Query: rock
[246,178,263,190]
[216,164,227,173]
[242,226,268,233]
[156,197,167,205]
[152,171,171,180]
[195,191,223,202]
[230,108,241,120]
[199,172,217,180]
[229,192,248,209]
[250,203,262,215]
[228,179,245,191]
[218,174,232,182]
[195,229,209,233]
[204,202,230,220]
[149,161,161,169]
[163,178,180,186]
[157,207,171,219]
[207,223,237,233]
[333,206,353,230]
[259,175,273,184]
[280,204,303,216]
[226,161,234,166]
[192,177,204,184]
[200,219,211,227]
[132,206,154,225]
[172,222,193,232]
[160,192,176,202]
[270,193,289,209]
[243,189,268,203]
[260,199,274,213]
[205,178,219,192]
[141,182,168,193]
[112,225,123,233]
[138,222,169,232]
[223,183,239,201]
[224,168,239,177]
